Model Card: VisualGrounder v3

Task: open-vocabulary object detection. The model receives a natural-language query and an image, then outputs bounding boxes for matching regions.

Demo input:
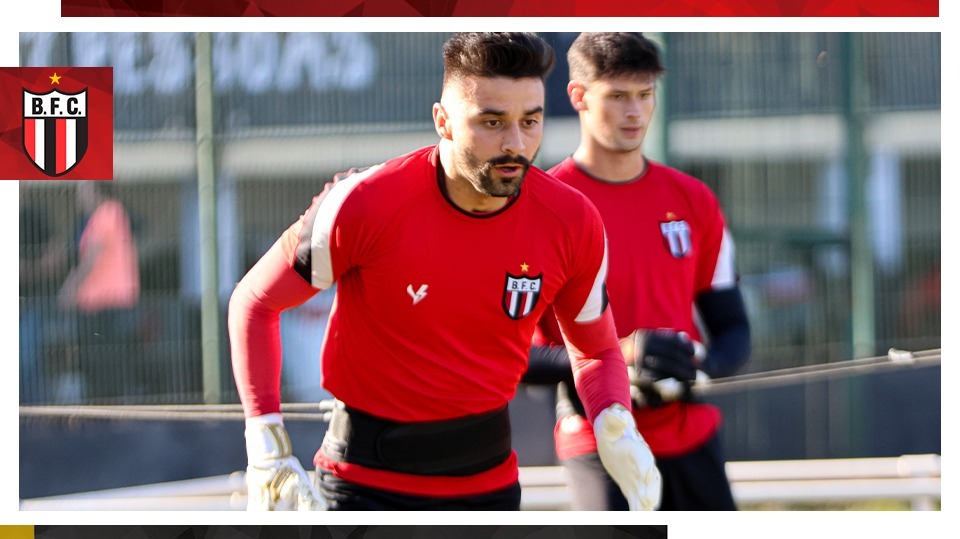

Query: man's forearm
[696,287,751,378]
[522,344,574,385]
[559,309,632,423]
[229,240,317,417]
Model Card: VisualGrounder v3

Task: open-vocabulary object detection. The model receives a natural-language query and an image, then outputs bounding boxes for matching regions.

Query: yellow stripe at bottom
[0,526,33,539]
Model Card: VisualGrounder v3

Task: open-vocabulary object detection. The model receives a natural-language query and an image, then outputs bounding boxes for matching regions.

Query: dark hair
[442,32,555,87]
[568,33,665,83]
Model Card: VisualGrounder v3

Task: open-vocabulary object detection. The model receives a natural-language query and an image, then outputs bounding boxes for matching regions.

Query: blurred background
[18,33,940,507]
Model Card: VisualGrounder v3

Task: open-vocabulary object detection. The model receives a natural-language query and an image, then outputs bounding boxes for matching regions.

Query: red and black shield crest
[660,219,692,258]
[22,87,89,177]
[502,273,542,320]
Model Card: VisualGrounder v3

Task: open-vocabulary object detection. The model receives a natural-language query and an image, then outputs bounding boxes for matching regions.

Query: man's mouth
[495,164,524,178]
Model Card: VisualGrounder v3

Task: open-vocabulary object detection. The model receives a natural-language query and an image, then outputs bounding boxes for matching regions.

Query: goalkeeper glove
[631,329,699,381]
[244,413,326,511]
[625,329,706,407]
[594,403,662,511]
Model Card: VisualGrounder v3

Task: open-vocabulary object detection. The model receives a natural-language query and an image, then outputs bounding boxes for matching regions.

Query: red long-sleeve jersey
[542,157,737,458]
[229,145,631,496]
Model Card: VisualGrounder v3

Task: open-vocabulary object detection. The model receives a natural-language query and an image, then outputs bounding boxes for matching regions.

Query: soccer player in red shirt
[229,32,661,511]
[524,33,751,510]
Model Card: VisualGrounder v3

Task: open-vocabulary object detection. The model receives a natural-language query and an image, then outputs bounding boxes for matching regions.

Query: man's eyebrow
[607,84,657,93]
[477,106,544,116]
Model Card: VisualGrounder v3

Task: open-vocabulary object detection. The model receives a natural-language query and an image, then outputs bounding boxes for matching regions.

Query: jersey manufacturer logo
[406,284,428,305]
[660,219,692,258]
[22,87,89,176]
[502,273,542,320]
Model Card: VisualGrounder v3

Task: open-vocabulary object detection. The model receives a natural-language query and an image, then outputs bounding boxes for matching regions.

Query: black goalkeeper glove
[631,329,698,381]
[625,329,700,407]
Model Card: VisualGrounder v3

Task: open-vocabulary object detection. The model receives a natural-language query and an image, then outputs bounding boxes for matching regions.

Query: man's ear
[568,81,587,112]
[433,103,452,140]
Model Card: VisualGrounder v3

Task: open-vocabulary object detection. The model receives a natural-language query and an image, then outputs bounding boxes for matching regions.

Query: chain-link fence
[665,32,940,370]
[19,32,940,405]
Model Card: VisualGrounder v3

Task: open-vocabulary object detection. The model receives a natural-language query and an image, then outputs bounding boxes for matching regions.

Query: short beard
[459,151,535,198]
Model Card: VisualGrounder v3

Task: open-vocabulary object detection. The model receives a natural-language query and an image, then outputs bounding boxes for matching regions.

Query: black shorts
[314,469,522,510]
[562,433,737,511]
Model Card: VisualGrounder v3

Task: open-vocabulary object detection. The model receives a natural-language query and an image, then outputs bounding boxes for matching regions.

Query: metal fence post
[842,32,876,360]
[195,32,222,404]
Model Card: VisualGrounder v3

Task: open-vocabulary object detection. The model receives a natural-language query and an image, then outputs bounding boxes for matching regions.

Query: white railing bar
[725,454,941,482]
[20,455,940,511]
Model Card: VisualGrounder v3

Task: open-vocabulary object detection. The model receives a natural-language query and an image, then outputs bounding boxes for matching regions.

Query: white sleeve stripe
[711,228,738,289]
[309,165,381,289]
[574,235,609,323]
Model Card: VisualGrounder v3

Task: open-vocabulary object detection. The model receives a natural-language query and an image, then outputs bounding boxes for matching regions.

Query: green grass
[740,499,940,511]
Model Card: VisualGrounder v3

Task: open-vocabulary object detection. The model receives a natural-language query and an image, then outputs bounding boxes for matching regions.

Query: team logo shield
[502,273,542,320]
[660,219,692,258]
[22,87,89,176]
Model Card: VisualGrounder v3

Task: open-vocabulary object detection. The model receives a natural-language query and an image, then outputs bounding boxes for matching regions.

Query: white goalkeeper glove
[594,403,662,511]
[244,413,326,511]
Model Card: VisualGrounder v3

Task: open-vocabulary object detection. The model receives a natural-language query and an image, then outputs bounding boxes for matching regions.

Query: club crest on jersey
[22,87,89,176]
[660,219,692,258]
[503,273,542,320]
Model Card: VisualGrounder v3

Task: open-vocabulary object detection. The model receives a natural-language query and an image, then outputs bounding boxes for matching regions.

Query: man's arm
[228,239,318,417]
[695,286,751,379]
[57,240,103,309]
[557,308,661,511]
[556,308,631,423]
[228,239,326,511]
[623,287,749,406]
[522,344,574,385]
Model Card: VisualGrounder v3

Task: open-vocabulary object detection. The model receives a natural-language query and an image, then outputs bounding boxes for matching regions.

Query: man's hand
[622,329,704,407]
[627,329,699,381]
[245,413,326,511]
[593,404,662,511]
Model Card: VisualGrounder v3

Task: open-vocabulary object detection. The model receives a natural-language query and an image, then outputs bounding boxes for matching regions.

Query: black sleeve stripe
[293,197,323,285]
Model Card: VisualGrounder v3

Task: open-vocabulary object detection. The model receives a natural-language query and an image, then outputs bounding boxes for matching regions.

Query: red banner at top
[61,0,937,17]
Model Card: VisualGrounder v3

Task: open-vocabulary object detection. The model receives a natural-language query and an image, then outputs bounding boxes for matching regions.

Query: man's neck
[572,143,647,183]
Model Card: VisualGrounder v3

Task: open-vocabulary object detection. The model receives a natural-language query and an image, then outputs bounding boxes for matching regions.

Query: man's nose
[501,123,525,155]
[625,97,643,119]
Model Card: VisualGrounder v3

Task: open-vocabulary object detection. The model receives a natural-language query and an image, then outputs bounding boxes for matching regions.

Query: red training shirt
[229,145,631,497]
[541,157,738,458]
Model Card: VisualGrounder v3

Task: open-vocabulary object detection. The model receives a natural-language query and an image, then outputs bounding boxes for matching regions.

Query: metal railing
[726,454,941,511]
[520,454,942,511]
[19,454,940,511]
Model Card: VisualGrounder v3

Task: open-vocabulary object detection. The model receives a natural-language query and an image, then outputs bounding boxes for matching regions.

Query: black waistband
[321,402,512,476]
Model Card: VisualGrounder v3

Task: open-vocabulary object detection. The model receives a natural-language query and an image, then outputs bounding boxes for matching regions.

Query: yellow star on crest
[49,72,62,85]
[520,263,529,273]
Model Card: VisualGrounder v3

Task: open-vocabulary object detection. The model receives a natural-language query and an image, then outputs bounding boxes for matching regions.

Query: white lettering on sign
[21,33,378,96]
